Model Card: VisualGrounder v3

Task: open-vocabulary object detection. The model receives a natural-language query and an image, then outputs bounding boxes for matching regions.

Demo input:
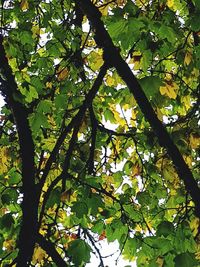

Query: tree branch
[0,35,38,266]
[36,234,67,267]
[38,63,108,227]
[75,0,200,217]
[39,62,108,190]
[87,105,98,174]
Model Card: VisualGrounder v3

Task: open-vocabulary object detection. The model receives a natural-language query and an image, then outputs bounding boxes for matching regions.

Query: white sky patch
[0,96,5,112]
[83,20,90,33]
[87,239,136,267]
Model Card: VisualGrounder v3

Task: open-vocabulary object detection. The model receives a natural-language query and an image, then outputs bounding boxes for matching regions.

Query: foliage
[0,0,200,266]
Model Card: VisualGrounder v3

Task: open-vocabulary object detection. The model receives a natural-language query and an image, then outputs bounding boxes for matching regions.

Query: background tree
[0,0,200,266]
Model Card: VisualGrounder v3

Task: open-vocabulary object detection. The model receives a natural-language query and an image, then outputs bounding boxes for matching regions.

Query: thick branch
[37,234,67,267]
[0,35,38,265]
[75,0,200,217]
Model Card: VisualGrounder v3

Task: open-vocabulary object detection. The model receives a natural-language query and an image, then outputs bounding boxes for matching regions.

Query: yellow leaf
[48,115,56,128]
[184,155,193,168]
[156,107,163,121]
[39,227,47,236]
[37,47,46,56]
[20,68,30,82]
[157,158,180,188]
[184,51,192,66]
[135,0,148,7]
[42,137,55,151]
[130,109,137,127]
[48,167,62,181]
[99,5,109,16]
[181,95,191,111]
[61,189,72,202]
[191,68,199,78]
[167,0,174,8]
[196,247,200,260]
[165,73,173,81]
[105,217,114,224]
[31,25,44,38]
[88,50,104,71]
[0,147,9,174]
[9,58,18,72]
[113,71,124,85]
[31,25,40,38]
[57,67,69,81]
[163,164,179,188]
[20,0,29,11]
[46,81,53,89]
[106,75,115,86]
[116,0,126,6]
[132,163,141,176]
[3,239,15,251]
[159,82,178,99]
[134,224,142,232]
[133,61,141,70]
[156,257,164,267]
[32,246,46,264]
[190,217,200,236]
[189,134,200,149]
[104,195,114,206]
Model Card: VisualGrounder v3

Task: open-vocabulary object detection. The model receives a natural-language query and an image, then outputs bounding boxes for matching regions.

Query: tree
[0,0,200,266]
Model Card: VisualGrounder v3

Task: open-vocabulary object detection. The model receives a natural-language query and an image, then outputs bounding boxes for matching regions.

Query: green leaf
[139,76,163,98]
[157,221,174,237]
[71,202,88,218]
[91,220,104,234]
[29,85,38,99]
[20,31,33,45]
[158,25,177,43]
[37,100,52,113]
[189,12,200,31]
[68,239,91,266]
[0,213,14,229]
[136,191,151,205]
[174,252,198,267]
[106,219,128,242]
[30,112,50,132]
[128,18,145,31]
[1,194,11,205]
[123,237,137,260]
[108,19,127,38]
[123,160,133,175]
[55,94,66,109]
[193,0,200,9]
[104,109,115,123]
[86,194,104,215]
[46,187,61,208]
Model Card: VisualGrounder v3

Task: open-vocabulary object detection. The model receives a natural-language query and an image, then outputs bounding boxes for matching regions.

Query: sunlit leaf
[20,0,29,11]
[160,82,178,99]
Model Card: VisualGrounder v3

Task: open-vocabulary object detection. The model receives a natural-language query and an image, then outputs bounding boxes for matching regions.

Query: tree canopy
[0,0,200,266]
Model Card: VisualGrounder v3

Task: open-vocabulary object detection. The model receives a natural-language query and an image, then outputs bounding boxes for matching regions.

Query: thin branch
[39,62,108,190]
[87,105,98,174]
[38,63,108,226]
